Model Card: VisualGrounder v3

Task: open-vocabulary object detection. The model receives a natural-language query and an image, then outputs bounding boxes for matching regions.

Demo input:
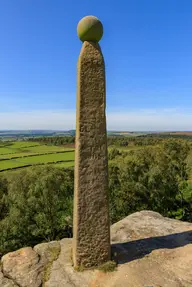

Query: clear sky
[0,0,192,131]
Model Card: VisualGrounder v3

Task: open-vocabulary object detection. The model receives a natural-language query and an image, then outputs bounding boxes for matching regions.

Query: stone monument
[73,15,111,268]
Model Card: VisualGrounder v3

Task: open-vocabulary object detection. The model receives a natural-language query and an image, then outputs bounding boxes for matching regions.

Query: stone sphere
[77,16,103,42]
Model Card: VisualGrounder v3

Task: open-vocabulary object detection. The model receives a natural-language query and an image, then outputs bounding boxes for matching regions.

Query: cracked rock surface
[0,211,192,287]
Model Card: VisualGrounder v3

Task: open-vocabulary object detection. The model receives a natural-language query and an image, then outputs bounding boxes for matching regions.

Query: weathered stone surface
[1,247,43,287]
[0,211,192,286]
[73,40,110,268]
[43,211,192,287]
[0,241,61,287]
[111,210,192,242]
[44,211,192,287]
[108,211,192,287]
[34,241,61,285]
[0,270,18,287]
[34,241,60,265]
[45,238,97,287]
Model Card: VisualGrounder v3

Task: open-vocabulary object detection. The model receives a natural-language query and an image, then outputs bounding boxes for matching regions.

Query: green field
[54,161,75,168]
[0,141,75,172]
[0,152,38,159]
[8,142,41,148]
[0,147,20,155]
[21,145,68,152]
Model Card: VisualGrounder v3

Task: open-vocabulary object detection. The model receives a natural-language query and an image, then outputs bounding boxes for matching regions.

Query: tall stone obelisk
[73,15,111,268]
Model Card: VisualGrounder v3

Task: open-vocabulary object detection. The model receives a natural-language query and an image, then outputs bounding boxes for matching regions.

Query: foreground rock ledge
[0,211,192,287]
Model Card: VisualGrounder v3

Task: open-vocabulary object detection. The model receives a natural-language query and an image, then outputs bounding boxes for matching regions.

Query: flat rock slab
[108,211,192,287]
[0,211,192,287]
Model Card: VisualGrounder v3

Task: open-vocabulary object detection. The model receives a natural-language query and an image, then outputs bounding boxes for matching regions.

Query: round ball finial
[77,16,103,42]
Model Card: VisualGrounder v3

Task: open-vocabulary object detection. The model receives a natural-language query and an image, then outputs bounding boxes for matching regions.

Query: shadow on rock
[111,230,192,264]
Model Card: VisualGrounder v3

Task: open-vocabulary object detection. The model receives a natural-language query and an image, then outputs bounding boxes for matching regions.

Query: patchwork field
[0,141,75,172]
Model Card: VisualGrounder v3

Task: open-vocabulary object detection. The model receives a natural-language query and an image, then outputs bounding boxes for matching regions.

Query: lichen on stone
[97,260,117,273]
[42,245,61,285]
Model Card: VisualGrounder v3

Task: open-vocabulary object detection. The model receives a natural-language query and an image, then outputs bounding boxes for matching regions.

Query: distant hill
[0,130,192,139]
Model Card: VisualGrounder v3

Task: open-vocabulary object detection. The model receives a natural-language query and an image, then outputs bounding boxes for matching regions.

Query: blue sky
[0,0,192,130]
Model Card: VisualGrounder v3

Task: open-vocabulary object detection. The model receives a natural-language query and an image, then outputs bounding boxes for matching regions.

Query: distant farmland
[0,140,149,172]
[0,141,75,172]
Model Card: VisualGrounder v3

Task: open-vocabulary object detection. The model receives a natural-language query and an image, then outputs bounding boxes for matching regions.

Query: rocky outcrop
[0,241,60,287]
[0,211,192,287]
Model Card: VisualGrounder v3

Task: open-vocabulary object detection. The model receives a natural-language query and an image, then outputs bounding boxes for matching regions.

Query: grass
[0,141,75,172]
[0,153,74,171]
[0,160,29,170]
[21,145,73,153]
[97,261,117,273]
[74,265,86,272]
[54,161,75,168]
[42,244,61,285]
[0,152,37,159]
[17,152,74,164]
[10,142,40,148]
[74,261,117,273]
[0,147,17,155]
[0,142,73,154]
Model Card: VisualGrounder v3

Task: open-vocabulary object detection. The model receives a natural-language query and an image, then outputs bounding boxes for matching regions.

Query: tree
[0,175,8,221]
[108,140,191,223]
[0,166,74,256]
[108,148,121,160]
